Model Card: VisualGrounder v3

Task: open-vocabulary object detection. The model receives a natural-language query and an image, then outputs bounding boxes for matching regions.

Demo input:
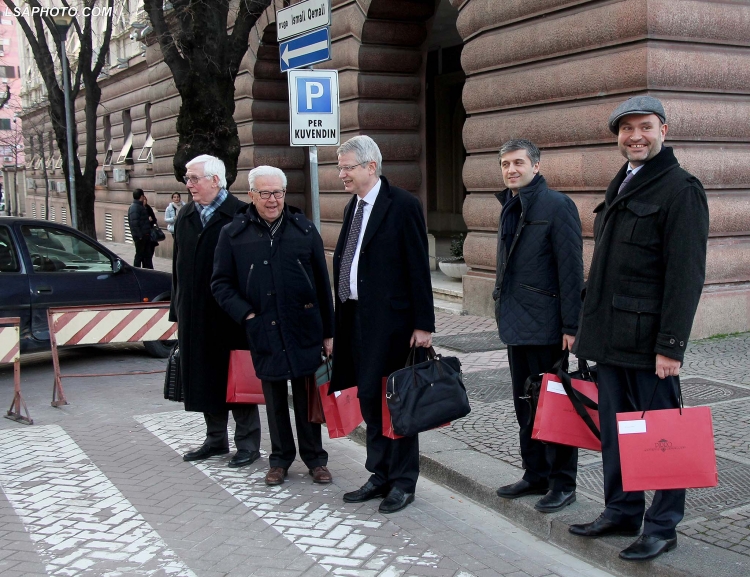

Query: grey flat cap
[608,96,666,134]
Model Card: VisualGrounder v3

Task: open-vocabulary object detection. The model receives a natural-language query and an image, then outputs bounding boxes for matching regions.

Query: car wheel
[144,339,176,358]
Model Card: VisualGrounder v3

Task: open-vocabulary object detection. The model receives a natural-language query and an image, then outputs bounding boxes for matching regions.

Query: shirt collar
[359,178,381,206]
[628,164,644,175]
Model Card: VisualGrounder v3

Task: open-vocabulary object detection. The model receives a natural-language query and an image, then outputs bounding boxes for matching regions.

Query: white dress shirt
[348,179,381,300]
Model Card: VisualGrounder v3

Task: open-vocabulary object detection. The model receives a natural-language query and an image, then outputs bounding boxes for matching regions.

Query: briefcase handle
[404,345,437,367]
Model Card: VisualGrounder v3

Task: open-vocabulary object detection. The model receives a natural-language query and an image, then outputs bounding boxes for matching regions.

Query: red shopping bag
[532,372,601,451]
[617,407,718,492]
[226,350,265,404]
[319,381,363,439]
[382,379,449,439]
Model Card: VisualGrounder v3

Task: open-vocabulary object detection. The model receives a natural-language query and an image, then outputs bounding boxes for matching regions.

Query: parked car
[0,217,173,357]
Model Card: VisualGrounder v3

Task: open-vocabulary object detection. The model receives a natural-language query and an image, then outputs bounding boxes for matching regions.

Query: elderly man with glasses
[212,165,335,486]
[169,154,263,469]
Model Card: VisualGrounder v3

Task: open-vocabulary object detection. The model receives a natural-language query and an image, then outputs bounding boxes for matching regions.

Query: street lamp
[52,11,77,229]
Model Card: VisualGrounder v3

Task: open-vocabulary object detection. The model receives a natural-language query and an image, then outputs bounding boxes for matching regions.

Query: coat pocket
[296,306,324,349]
[624,201,660,246]
[611,294,661,354]
[245,315,271,355]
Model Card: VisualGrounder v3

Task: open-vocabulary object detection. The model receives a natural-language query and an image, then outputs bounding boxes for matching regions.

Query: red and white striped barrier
[48,303,177,407]
[1,317,32,425]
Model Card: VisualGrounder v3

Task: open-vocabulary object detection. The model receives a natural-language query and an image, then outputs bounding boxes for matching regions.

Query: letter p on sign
[296,77,332,114]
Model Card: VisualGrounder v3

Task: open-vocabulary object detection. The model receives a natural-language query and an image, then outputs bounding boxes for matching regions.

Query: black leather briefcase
[163,344,183,402]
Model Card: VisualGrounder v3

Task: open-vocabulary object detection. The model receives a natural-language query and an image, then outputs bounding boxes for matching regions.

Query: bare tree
[143,0,272,187]
[21,104,54,218]
[7,0,115,237]
[0,91,24,216]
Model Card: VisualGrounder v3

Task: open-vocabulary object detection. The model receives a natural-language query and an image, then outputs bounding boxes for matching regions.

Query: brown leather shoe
[309,466,332,484]
[265,467,287,486]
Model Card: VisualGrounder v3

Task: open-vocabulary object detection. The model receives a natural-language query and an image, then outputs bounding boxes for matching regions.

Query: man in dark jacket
[127,189,153,269]
[492,139,583,513]
[169,155,261,469]
[330,135,435,514]
[569,96,709,562]
[212,165,335,487]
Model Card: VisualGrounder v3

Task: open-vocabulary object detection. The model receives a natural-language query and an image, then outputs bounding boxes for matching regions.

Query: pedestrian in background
[170,154,262,469]
[493,139,583,513]
[570,96,709,562]
[165,192,185,237]
[127,188,153,269]
[212,165,334,486]
[330,135,434,514]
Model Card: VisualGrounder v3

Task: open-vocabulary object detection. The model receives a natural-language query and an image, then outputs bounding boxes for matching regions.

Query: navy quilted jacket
[492,176,583,346]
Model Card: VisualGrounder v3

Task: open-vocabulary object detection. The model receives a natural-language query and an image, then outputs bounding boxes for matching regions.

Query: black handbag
[521,351,599,439]
[150,227,166,243]
[385,346,471,437]
[163,344,183,402]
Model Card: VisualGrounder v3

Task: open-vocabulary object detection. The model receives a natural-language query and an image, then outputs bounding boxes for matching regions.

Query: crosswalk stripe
[136,410,471,576]
[0,425,196,577]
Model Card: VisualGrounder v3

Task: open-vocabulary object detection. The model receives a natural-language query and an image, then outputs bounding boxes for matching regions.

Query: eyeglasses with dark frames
[251,188,286,200]
[182,174,212,184]
[336,162,368,173]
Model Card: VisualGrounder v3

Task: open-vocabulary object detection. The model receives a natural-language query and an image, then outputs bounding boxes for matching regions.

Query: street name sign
[280,27,331,72]
[288,69,340,147]
[277,0,331,42]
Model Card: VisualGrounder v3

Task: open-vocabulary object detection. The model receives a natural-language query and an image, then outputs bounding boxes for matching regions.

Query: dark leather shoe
[496,479,548,499]
[343,481,389,503]
[183,444,229,462]
[309,466,333,484]
[620,534,677,561]
[265,467,288,486]
[535,490,576,513]
[378,487,415,514]
[569,513,641,538]
[228,450,260,468]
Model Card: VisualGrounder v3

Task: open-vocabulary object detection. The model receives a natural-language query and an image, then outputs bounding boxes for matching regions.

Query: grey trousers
[204,405,261,452]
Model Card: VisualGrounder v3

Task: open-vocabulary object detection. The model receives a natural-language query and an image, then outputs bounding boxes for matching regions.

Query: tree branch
[144,0,189,83]
[227,0,271,71]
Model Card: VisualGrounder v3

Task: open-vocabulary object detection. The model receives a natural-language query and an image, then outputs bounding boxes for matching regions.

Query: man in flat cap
[569,96,709,561]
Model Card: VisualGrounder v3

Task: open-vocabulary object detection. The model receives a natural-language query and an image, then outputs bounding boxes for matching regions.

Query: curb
[347,424,748,577]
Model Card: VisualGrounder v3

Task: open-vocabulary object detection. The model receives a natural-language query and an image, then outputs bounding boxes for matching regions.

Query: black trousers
[133,237,154,269]
[508,344,578,492]
[261,377,327,470]
[597,363,685,539]
[343,299,419,493]
[204,405,261,452]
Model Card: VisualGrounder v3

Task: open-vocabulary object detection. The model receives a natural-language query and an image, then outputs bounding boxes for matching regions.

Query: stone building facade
[21,0,750,337]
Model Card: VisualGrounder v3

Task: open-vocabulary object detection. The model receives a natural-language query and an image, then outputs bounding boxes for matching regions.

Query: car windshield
[22,225,113,273]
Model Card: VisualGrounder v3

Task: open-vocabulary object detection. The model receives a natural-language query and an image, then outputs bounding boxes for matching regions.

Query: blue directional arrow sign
[280,27,331,73]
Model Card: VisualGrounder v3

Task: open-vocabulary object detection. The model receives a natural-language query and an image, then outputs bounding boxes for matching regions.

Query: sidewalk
[416,312,750,577]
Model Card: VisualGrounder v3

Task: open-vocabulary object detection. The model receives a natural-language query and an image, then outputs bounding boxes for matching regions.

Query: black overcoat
[492,176,583,345]
[573,147,709,369]
[211,204,334,381]
[168,192,248,413]
[329,176,435,397]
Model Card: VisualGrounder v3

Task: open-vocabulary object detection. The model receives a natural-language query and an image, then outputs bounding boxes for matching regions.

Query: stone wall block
[252,78,288,101]
[148,77,180,103]
[357,102,422,131]
[648,0,750,46]
[330,1,366,39]
[706,194,750,236]
[356,73,421,100]
[254,59,284,81]
[705,240,750,284]
[241,146,306,169]
[358,45,423,74]
[320,221,344,249]
[456,0,580,40]
[329,36,362,71]
[361,20,427,47]
[151,117,179,140]
[320,194,352,221]
[463,47,648,114]
[250,100,289,122]
[650,46,750,94]
[248,122,290,146]
[366,0,435,21]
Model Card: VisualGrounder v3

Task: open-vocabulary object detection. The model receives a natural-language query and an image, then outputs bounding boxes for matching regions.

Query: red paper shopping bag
[226,350,265,404]
[318,381,363,439]
[532,373,601,451]
[617,407,718,492]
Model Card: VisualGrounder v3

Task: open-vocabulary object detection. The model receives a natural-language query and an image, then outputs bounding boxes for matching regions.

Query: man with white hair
[169,155,262,469]
[329,135,434,513]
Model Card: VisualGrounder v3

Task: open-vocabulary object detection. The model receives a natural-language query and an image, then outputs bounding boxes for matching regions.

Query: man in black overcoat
[127,189,153,269]
[492,139,583,513]
[330,135,435,514]
[570,96,709,561]
[169,154,261,469]
[212,165,335,486]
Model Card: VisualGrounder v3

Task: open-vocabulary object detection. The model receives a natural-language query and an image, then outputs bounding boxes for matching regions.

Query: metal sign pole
[309,145,321,232]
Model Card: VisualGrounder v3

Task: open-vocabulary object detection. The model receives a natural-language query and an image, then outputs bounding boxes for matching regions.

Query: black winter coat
[329,176,435,397]
[573,147,709,369]
[211,204,334,381]
[128,200,150,240]
[492,176,583,345]
[168,193,248,413]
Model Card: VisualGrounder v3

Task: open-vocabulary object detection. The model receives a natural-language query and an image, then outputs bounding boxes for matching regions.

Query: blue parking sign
[296,77,333,114]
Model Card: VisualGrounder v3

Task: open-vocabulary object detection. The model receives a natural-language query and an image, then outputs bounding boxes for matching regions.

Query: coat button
[267,291,272,296]
[271,321,276,326]
[669,338,675,344]
[680,341,684,346]
[263,260,268,265]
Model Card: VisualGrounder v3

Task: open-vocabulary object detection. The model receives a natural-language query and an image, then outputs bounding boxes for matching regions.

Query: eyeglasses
[182,175,211,184]
[336,162,367,173]
[251,189,286,200]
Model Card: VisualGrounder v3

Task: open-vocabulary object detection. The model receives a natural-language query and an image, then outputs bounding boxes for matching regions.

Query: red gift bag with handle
[226,350,264,404]
[318,381,363,438]
[617,405,718,492]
